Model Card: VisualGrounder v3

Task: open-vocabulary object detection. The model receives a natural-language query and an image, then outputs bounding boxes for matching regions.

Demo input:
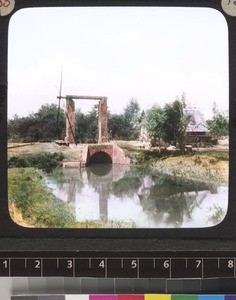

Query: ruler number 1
[3,260,8,269]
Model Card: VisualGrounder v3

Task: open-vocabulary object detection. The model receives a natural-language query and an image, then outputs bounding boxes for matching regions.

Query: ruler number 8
[228,260,234,269]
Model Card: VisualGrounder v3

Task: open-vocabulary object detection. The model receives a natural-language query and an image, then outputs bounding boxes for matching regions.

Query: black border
[0,0,235,252]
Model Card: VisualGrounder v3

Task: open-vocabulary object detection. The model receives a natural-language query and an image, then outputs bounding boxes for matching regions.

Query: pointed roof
[184,108,208,133]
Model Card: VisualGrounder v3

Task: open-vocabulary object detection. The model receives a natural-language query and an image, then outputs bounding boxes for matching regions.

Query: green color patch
[172,296,198,300]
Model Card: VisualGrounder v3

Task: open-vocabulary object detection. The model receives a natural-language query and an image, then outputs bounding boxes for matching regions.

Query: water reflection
[45,164,228,228]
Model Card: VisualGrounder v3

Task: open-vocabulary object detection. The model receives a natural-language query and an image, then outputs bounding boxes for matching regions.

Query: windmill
[56,69,77,145]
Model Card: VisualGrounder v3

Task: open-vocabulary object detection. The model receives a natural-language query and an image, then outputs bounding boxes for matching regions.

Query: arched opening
[89,151,112,165]
[88,152,112,176]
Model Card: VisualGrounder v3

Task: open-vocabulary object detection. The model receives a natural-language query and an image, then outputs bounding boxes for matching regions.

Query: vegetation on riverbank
[7,142,228,227]
[8,152,65,173]
[8,168,75,227]
[120,145,229,184]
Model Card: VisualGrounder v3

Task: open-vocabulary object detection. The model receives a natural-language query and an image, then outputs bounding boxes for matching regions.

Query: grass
[8,168,75,228]
[8,152,65,173]
[197,149,228,161]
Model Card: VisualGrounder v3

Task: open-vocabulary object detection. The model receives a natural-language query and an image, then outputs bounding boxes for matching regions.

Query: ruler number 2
[35,260,41,269]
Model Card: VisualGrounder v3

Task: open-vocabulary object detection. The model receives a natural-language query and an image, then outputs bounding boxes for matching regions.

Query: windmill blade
[57,67,63,129]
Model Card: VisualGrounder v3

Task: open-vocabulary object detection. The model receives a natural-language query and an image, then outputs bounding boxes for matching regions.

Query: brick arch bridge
[82,144,130,166]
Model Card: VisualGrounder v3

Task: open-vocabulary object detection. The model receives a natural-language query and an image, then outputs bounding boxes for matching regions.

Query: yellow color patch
[145,295,171,300]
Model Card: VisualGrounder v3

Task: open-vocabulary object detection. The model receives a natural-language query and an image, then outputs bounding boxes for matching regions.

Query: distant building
[184,108,212,146]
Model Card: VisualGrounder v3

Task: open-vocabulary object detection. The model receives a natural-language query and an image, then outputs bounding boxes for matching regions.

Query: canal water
[45,164,228,228]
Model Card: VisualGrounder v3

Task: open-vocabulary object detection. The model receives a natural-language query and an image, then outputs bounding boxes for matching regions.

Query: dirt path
[8,142,83,161]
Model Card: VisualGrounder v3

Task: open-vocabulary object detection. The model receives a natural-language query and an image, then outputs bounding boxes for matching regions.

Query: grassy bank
[8,152,65,173]
[8,168,75,227]
[152,154,228,184]
[120,145,229,184]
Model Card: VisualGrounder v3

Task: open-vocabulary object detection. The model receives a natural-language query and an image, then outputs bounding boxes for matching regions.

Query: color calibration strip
[10,295,236,300]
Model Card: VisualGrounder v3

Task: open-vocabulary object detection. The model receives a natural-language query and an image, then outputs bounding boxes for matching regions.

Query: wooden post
[65,97,76,144]
[98,97,109,143]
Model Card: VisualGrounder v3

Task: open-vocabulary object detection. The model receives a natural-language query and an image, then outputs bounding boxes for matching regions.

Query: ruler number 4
[99,260,105,269]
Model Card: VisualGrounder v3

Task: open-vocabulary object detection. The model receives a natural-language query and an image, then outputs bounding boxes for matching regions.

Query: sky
[8,6,229,120]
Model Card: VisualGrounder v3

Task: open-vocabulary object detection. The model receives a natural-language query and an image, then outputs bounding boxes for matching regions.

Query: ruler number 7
[195,259,202,268]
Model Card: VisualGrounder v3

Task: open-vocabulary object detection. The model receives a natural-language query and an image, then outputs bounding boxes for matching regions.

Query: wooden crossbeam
[58,95,107,100]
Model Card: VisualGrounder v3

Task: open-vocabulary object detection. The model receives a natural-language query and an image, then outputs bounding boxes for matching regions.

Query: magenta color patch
[90,295,117,300]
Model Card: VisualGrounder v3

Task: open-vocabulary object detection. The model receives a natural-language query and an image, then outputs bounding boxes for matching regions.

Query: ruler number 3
[67,260,73,269]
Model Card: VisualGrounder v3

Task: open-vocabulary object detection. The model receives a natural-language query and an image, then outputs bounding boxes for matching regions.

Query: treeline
[8,98,142,143]
[8,96,228,152]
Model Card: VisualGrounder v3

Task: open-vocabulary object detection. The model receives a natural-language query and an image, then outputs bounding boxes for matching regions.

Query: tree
[206,103,229,138]
[108,98,141,141]
[108,113,127,140]
[163,97,192,153]
[35,104,65,140]
[75,107,98,143]
[123,98,141,140]
[8,104,66,142]
[144,105,165,148]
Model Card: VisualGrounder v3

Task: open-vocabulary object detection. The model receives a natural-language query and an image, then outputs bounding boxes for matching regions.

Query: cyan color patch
[198,296,225,300]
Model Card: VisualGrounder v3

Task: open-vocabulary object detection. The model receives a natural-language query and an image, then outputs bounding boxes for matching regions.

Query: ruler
[0,251,236,279]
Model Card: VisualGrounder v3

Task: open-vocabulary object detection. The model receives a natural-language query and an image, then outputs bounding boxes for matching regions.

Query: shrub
[8,152,65,173]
